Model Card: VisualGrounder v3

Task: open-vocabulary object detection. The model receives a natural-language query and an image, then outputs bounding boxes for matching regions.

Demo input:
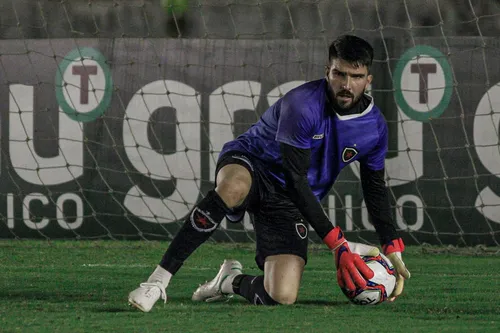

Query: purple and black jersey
[220,78,388,201]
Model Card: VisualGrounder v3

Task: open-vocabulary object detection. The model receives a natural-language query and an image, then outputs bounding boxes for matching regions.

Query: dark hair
[328,35,374,71]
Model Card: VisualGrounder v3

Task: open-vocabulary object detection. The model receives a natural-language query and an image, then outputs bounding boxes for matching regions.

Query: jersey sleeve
[360,115,388,171]
[360,165,399,245]
[280,143,334,239]
[275,94,317,149]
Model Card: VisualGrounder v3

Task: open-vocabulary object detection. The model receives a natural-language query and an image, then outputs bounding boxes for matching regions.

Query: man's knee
[215,164,252,208]
[267,287,298,305]
[263,254,305,305]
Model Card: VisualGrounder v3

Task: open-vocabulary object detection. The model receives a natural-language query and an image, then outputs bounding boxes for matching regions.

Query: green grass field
[1,241,499,333]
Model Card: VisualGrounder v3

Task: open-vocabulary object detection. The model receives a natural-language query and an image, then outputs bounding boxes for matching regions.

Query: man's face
[326,58,373,109]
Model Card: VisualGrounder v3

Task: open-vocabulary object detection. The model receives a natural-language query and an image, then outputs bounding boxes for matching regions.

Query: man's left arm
[359,115,410,301]
[360,164,410,301]
[360,163,411,301]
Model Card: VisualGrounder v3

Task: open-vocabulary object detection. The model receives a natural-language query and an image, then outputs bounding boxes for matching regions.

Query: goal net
[1,0,499,247]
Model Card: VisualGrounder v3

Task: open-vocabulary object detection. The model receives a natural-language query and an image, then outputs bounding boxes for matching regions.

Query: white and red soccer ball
[341,254,396,305]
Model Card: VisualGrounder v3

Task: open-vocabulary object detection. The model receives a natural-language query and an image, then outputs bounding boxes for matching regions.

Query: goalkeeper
[128,35,410,311]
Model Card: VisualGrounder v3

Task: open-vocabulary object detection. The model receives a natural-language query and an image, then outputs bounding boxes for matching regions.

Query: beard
[333,90,360,109]
[326,76,363,110]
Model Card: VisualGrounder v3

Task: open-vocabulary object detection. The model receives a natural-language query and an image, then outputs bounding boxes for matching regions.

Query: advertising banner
[0,38,498,245]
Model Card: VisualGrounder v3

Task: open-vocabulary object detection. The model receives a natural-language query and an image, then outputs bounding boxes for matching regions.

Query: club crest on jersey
[342,147,358,163]
[191,207,218,232]
[295,223,308,239]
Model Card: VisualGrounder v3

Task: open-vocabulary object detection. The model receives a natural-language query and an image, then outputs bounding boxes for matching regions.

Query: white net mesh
[0,0,499,247]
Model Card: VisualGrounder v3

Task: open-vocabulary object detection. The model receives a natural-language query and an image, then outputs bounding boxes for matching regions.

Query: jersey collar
[334,94,374,121]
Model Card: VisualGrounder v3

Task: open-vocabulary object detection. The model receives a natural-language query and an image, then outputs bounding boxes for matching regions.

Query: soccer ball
[341,254,396,305]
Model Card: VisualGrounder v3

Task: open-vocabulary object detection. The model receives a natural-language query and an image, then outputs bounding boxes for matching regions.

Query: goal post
[0,0,499,247]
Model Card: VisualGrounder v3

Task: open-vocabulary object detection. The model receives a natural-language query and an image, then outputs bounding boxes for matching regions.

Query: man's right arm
[279,142,333,239]
[280,142,374,290]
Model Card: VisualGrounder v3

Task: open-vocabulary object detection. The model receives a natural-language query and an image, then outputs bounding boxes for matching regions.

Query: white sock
[220,273,239,294]
[147,265,172,287]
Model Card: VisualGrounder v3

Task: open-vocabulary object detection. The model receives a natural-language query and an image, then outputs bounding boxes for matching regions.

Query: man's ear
[366,74,373,88]
[325,65,330,77]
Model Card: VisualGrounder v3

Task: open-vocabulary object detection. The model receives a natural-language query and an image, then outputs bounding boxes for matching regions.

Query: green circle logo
[393,45,452,122]
[55,48,112,122]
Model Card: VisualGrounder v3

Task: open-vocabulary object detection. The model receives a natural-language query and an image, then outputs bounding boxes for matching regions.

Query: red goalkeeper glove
[323,227,374,291]
[383,238,411,301]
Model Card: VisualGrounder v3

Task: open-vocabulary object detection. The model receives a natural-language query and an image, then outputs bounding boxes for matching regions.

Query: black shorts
[216,151,309,271]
